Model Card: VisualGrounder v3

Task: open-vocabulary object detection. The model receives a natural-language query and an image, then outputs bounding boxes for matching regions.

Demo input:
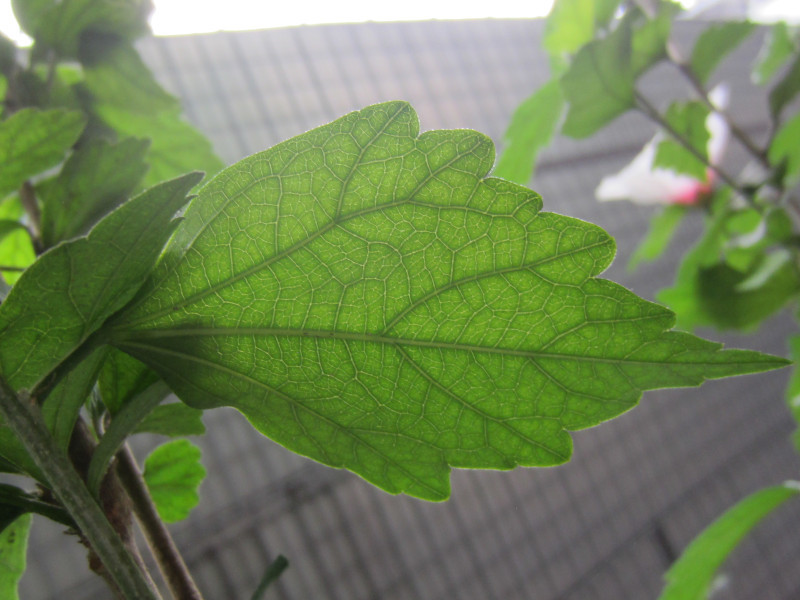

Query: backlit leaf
[109,102,787,501]
[769,111,800,184]
[689,21,755,85]
[629,204,687,271]
[752,22,796,85]
[0,514,31,600]
[98,348,161,415]
[543,0,620,73]
[653,101,710,180]
[143,439,205,523]
[495,80,564,184]
[0,108,86,199]
[659,483,800,600]
[134,403,205,437]
[560,23,635,138]
[0,172,201,392]
[40,137,150,247]
[769,54,800,119]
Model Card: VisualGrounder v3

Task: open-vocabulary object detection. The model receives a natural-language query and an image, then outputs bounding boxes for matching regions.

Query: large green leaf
[752,22,796,85]
[560,23,635,138]
[0,513,31,600]
[0,172,202,392]
[689,21,755,86]
[659,483,799,600]
[0,108,86,199]
[495,80,564,184]
[143,439,205,523]
[654,101,710,180]
[40,137,150,247]
[769,53,800,120]
[108,103,787,501]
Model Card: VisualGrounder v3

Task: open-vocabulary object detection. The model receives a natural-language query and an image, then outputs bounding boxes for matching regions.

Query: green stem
[0,376,161,600]
[116,445,205,600]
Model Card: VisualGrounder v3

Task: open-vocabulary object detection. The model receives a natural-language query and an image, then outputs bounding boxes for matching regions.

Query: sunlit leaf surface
[111,102,787,500]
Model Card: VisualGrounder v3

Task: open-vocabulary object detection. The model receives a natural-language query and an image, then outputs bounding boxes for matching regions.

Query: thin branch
[116,445,205,600]
[0,376,161,599]
[634,89,748,197]
[0,265,25,272]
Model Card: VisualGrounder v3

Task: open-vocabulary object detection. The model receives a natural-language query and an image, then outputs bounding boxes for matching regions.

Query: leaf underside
[110,102,787,501]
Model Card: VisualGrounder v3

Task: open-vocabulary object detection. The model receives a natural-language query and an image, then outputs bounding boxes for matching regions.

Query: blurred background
[5,1,800,598]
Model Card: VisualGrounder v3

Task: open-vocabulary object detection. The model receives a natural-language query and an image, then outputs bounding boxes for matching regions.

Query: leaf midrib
[116,325,780,369]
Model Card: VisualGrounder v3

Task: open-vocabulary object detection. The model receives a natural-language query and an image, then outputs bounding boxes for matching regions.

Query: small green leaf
[769,111,800,184]
[560,23,635,138]
[40,137,150,247]
[88,380,170,496]
[82,40,177,114]
[143,439,205,523]
[0,199,33,286]
[0,513,31,600]
[769,53,800,120]
[111,102,788,501]
[0,172,202,392]
[752,22,796,85]
[0,221,26,244]
[544,0,619,72]
[689,21,755,85]
[0,108,86,199]
[495,80,564,184]
[99,348,160,415]
[659,483,800,600]
[629,204,687,271]
[96,106,223,188]
[653,101,710,180]
[41,347,106,451]
[631,1,680,76]
[134,403,205,437]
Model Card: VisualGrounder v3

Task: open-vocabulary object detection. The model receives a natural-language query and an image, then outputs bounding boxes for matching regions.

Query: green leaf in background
[494,80,564,184]
[658,198,799,331]
[135,403,205,437]
[18,0,153,58]
[543,0,620,73]
[630,1,680,76]
[689,21,755,86]
[0,108,86,199]
[768,53,800,120]
[629,204,687,271]
[96,106,224,189]
[40,137,150,247]
[0,484,73,530]
[82,41,178,114]
[0,513,31,600]
[768,111,800,184]
[0,172,201,392]
[143,439,205,523]
[653,101,710,180]
[560,23,635,138]
[658,482,800,600]
[787,336,800,452]
[752,21,796,85]
[99,348,161,415]
[0,198,34,285]
[110,102,787,501]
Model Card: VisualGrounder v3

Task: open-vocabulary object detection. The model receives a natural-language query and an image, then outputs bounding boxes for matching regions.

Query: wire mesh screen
[19,18,800,600]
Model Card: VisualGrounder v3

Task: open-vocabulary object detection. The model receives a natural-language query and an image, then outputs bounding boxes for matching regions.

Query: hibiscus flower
[596,85,730,205]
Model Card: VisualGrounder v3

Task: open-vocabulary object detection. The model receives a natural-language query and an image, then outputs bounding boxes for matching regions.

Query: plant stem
[0,265,25,272]
[0,376,161,599]
[116,444,205,600]
[633,89,746,196]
